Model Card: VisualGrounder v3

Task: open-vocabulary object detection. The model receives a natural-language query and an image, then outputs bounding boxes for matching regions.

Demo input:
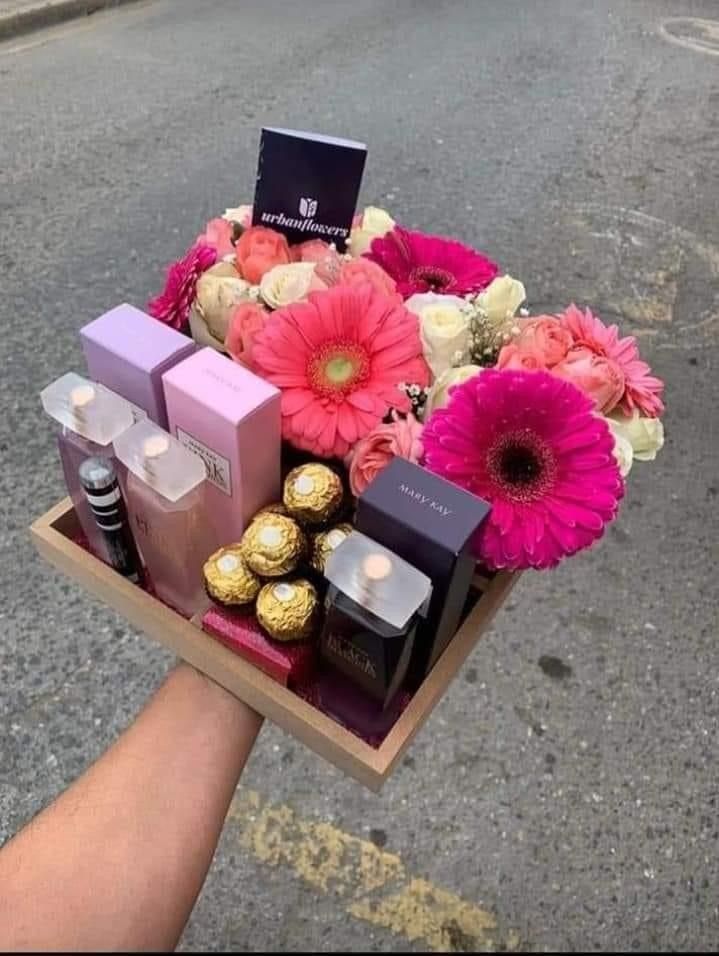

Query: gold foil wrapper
[240,513,305,577]
[310,522,354,573]
[203,545,261,606]
[255,501,289,518]
[283,463,343,526]
[256,578,319,642]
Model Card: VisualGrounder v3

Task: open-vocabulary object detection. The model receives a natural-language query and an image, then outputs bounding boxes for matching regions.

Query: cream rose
[607,410,664,463]
[191,262,251,351]
[222,204,253,227]
[259,262,326,309]
[608,427,634,477]
[348,206,395,257]
[474,274,526,328]
[424,365,482,420]
[406,292,471,378]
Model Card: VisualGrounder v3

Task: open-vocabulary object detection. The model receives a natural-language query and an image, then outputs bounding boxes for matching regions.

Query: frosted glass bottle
[114,420,220,617]
[41,374,134,563]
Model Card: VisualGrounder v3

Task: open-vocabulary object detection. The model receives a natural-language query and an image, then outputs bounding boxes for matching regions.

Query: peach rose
[552,346,625,413]
[347,413,424,497]
[496,343,547,372]
[291,239,342,284]
[338,258,397,297]
[513,316,573,366]
[235,226,291,284]
[225,302,268,370]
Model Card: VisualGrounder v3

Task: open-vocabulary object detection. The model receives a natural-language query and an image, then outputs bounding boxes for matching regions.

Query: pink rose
[196,218,236,258]
[496,343,547,372]
[347,413,424,497]
[225,302,268,370]
[552,346,625,413]
[291,239,342,285]
[338,258,398,297]
[513,316,573,366]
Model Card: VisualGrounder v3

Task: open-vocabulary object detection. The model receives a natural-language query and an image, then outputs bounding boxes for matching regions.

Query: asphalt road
[1,0,718,951]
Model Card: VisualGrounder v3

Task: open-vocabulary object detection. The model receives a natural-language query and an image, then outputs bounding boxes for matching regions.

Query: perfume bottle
[41,373,134,563]
[319,532,432,716]
[114,419,220,618]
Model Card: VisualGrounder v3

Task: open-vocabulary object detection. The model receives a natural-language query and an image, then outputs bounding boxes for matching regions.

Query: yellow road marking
[228,789,520,952]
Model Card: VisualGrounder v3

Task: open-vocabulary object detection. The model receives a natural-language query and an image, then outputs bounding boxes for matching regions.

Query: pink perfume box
[80,303,196,428]
[162,348,281,543]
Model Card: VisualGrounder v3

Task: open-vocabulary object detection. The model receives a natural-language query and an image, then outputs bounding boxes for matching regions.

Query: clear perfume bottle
[319,532,432,721]
[41,373,134,563]
[114,419,220,618]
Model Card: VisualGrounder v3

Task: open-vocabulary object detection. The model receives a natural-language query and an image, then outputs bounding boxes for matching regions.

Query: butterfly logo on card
[299,197,318,218]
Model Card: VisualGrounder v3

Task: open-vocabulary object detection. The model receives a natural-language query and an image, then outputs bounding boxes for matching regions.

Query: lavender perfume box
[252,128,367,251]
[80,304,195,428]
[356,458,490,686]
[162,348,281,543]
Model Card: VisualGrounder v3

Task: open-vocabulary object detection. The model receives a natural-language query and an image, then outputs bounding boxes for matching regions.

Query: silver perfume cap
[78,456,117,492]
[324,531,432,630]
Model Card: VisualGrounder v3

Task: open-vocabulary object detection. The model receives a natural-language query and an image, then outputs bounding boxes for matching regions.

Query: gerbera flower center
[409,265,455,292]
[487,428,557,502]
[308,341,370,399]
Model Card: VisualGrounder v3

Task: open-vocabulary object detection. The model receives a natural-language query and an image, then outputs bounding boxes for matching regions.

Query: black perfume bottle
[319,532,431,711]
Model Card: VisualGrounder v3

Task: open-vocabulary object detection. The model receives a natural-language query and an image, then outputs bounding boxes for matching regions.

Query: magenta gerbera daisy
[364,226,499,298]
[148,242,217,330]
[423,369,625,570]
[252,284,430,460]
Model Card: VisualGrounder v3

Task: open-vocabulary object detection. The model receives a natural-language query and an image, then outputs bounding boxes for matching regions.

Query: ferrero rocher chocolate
[255,501,289,518]
[283,463,343,526]
[310,523,354,573]
[203,545,261,606]
[256,578,319,642]
[240,513,305,577]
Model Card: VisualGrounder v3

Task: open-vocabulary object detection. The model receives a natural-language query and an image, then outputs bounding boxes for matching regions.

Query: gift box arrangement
[32,128,666,789]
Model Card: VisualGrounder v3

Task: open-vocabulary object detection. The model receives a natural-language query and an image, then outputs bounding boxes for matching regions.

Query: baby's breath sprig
[397,382,429,417]
[465,294,523,366]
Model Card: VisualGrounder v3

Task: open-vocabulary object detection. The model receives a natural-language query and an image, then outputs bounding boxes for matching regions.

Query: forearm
[0,663,263,952]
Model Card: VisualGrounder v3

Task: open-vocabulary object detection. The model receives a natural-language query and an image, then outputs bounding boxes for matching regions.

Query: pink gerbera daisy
[148,242,217,330]
[559,304,664,418]
[423,369,624,571]
[252,284,430,459]
[364,226,499,298]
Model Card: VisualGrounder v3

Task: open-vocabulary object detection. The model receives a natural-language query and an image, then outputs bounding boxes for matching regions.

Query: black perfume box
[252,128,367,251]
[355,459,490,687]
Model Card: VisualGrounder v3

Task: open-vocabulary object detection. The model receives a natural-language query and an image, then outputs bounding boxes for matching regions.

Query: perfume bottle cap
[114,419,206,502]
[41,373,134,446]
[325,531,432,630]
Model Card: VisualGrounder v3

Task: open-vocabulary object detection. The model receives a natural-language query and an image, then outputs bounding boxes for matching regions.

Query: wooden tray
[31,499,519,791]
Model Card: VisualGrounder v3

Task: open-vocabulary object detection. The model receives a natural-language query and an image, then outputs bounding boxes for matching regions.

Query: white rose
[406,292,471,378]
[222,204,253,228]
[474,275,526,328]
[424,365,482,420]
[608,427,634,477]
[607,410,665,463]
[259,262,324,310]
[348,206,395,257]
[193,262,251,350]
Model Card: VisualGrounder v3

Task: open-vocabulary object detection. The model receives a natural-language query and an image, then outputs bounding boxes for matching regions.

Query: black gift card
[252,128,367,251]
